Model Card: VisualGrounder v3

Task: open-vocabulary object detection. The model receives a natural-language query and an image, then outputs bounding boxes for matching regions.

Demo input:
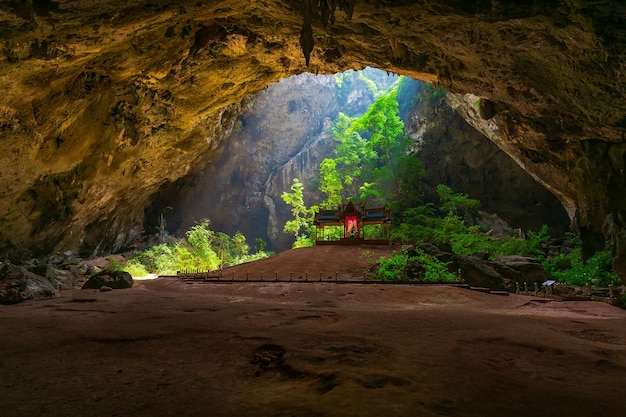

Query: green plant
[233,231,249,258]
[543,250,620,287]
[123,260,149,277]
[436,184,480,219]
[360,250,374,266]
[255,237,267,253]
[281,178,311,238]
[409,249,457,282]
[132,243,178,274]
[128,221,271,275]
[105,257,124,271]
[374,249,457,282]
[376,251,408,280]
[293,235,314,249]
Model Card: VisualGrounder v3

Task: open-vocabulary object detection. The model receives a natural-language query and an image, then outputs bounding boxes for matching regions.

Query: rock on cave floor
[1,280,625,417]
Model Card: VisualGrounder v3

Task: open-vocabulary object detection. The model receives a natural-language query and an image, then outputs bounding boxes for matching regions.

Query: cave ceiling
[0,0,625,274]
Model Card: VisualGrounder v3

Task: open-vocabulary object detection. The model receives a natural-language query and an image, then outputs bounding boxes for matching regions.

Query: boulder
[416,244,545,291]
[491,256,547,288]
[413,243,454,262]
[452,255,514,291]
[0,265,57,304]
[28,264,80,290]
[82,270,133,290]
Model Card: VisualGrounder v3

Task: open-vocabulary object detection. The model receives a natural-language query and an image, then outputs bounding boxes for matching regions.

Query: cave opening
[150,68,569,258]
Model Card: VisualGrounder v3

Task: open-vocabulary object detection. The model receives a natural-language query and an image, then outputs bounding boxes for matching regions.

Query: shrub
[124,260,149,278]
[236,251,274,264]
[376,251,408,280]
[105,257,124,271]
[374,249,457,282]
[127,220,271,275]
[543,250,620,287]
[132,243,177,274]
[293,235,315,249]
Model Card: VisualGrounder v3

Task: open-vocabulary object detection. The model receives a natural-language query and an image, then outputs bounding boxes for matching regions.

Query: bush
[376,251,408,280]
[132,243,178,274]
[127,220,273,275]
[543,250,620,287]
[123,260,149,278]
[374,249,457,282]
[236,251,274,264]
[105,257,124,271]
[293,235,315,249]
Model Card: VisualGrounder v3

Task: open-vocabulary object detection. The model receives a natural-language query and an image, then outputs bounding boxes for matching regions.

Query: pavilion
[314,201,391,245]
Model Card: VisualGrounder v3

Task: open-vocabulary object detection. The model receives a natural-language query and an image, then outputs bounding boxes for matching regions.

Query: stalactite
[299,0,358,66]
[300,0,314,66]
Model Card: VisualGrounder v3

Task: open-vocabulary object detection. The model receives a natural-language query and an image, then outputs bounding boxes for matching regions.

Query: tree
[281,178,310,238]
[332,113,377,192]
[255,237,267,253]
[233,231,249,258]
[185,219,220,270]
[436,184,480,220]
[214,232,233,268]
[351,88,407,213]
[319,158,343,209]
[358,181,380,205]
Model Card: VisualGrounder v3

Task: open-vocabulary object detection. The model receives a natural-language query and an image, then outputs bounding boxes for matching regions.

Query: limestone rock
[491,256,547,289]
[0,265,56,304]
[82,270,133,290]
[417,244,546,291]
[453,255,514,291]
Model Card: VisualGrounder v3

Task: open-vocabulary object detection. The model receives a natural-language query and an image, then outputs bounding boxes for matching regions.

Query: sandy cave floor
[1,246,626,417]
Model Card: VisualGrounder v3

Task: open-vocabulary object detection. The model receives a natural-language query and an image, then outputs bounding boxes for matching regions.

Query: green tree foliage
[186,219,218,265]
[319,158,343,209]
[281,178,317,248]
[124,220,272,276]
[214,231,233,268]
[436,184,480,219]
[326,85,426,217]
[333,71,355,104]
[374,248,457,282]
[281,178,309,238]
[543,249,620,287]
[332,113,376,189]
[255,237,267,252]
[351,88,406,210]
[358,181,380,205]
[233,231,249,258]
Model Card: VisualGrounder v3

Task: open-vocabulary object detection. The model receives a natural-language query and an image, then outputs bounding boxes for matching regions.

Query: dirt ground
[2,246,626,417]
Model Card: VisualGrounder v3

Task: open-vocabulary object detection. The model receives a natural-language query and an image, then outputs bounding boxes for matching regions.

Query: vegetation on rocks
[123,220,272,276]
[373,248,457,282]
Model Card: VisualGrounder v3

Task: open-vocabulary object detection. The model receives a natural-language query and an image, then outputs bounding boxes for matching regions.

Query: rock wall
[398,79,570,237]
[0,1,623,276]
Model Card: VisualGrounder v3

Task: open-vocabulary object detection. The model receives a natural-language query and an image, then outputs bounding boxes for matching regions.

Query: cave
[0,0,624,273]
[1,1,626,416]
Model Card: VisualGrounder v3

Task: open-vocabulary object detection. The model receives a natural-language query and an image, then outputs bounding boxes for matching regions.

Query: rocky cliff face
[0,1,624,277]
[398,80,571,237]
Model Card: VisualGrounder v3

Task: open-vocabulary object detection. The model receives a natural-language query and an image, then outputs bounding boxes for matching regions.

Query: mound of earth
[220,244,401,281]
